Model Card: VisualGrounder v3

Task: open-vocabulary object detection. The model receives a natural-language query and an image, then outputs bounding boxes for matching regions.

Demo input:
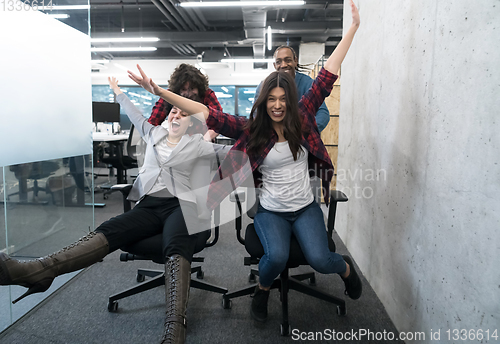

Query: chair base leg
[108,265,227,312]
[222,268,346,335]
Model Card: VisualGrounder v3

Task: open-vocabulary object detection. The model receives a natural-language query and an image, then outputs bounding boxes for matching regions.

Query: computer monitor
[92,102,120,123]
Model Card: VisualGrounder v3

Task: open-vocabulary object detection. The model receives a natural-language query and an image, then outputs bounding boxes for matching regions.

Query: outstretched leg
[0,231,109,303]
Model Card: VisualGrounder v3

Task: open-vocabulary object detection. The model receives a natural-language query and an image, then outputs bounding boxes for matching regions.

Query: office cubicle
[0,1,92,332]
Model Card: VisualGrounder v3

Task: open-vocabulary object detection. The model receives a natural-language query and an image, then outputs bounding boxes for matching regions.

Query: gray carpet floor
[0,189,402,344]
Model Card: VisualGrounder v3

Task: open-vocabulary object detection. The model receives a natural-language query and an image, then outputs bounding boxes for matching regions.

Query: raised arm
[128,65,209,122]
[108,77,153,138]
[324,0,360,75]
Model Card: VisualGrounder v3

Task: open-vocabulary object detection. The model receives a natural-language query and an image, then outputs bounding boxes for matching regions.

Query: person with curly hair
[147,63,221,141]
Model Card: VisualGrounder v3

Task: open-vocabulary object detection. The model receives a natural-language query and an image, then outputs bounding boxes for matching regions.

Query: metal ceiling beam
[151,0,184,31]
[183,7,207,31]
[159,0,191,31]
[164,0,201,32]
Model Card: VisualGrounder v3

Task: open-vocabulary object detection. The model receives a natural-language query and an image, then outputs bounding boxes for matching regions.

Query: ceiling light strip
[90,47,157,52]
[180,1,305,8]
[90,37,160,43]
[43,5,91,10]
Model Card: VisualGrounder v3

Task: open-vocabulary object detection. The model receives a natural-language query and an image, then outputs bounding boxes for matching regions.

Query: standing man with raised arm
[255,45,331,132]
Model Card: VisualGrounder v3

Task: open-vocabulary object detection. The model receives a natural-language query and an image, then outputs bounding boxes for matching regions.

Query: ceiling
[73,0,344,61]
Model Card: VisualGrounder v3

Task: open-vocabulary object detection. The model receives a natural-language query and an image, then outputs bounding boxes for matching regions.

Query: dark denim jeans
[254,201,347,287]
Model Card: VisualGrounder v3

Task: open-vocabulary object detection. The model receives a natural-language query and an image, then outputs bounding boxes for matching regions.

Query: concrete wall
[337,0,500,341]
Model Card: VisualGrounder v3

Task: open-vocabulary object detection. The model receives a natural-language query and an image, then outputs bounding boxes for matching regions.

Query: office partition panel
[0,1,93,332]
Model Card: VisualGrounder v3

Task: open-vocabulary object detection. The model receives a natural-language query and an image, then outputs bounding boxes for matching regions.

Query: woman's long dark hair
[246,70,304,160]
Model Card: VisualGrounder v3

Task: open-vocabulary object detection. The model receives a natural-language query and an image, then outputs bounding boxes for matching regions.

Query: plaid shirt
[148,88,222,126]
[206,67,338,210]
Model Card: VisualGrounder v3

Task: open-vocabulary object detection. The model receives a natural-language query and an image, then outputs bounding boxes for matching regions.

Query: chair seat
[245,224,336,268]
[101,156,138,169]
[121,230,211,264]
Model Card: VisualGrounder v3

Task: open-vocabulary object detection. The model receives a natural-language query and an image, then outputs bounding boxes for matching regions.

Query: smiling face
[266,87,287,127]
[167,106,193,140]
[273,47,297,78]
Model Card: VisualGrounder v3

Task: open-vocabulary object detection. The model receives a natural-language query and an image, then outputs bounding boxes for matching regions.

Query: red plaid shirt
[206,67,338,210]
[148,88,222,126]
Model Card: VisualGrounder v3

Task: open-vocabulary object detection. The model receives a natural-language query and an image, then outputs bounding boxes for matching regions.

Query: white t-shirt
[259,141,314,212]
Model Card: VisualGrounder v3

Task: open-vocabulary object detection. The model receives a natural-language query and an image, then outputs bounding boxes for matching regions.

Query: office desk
[92,132,129,142]
[92,132,132,187]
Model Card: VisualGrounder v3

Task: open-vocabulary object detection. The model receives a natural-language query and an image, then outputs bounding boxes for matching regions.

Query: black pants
[96,196,206,263]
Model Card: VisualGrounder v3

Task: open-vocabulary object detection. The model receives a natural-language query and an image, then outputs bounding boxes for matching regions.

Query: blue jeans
[254,201,347,288]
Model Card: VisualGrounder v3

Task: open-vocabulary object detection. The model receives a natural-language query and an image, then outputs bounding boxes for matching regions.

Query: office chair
[101,125,139,186]
[100,126,139,199]
[222,189,349,336]
[107,184,228,312]
[8,161,60,204]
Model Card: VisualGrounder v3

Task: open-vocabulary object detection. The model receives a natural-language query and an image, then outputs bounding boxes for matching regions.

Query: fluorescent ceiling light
[267,26,272,50]
[46,14,70,19]
[91,60,110,64]
[221,86,229,93]
[180,1,304,8]
[90,47,157,52]
[90,37,159,43]
[221,58,273,63]
[44,5,90,10]
[244,90,256,94]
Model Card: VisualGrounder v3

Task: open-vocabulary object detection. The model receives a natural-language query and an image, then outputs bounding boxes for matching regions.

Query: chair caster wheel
[309,276,316,286]
[337,305,346,316]
[136,273,145,283]
[197,270,204,279]
[222,297,232,309]
[108,301,118,312]
[103,194,108,200]
[248,273,256,283]
[280,324,291,336]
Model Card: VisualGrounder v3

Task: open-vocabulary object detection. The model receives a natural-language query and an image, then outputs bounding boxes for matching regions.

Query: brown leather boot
[161,254,191,344]
[0,231,109,303]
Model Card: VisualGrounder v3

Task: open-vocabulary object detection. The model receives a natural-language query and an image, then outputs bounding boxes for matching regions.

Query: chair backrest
[126,125,141,162]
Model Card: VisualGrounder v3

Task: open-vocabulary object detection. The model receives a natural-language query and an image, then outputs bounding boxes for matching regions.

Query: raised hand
[350,0,360,27]
[127,64,159,95]
[108,76,122,95]
[323,0,360,74]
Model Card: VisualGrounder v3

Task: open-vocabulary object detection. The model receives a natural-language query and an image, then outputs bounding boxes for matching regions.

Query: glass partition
[0,0,92,332]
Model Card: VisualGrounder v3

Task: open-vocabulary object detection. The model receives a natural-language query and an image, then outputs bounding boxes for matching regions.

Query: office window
[118,87,161,119]
[92,85,160,118]
[237,87,257,118]
[211,86,235,115]
[92,86,161,130]
[92,85,115,103]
